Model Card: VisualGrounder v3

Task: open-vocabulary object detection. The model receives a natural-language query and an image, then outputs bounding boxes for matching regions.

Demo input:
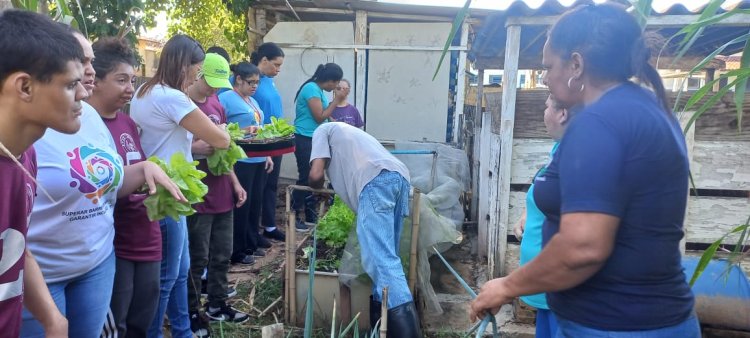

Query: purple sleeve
[352,106,364,128]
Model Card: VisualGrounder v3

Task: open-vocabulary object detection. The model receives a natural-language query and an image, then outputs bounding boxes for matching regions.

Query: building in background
[136,36,163,78]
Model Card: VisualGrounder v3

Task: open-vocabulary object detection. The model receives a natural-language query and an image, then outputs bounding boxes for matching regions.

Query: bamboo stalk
[286,185,296,324]
[408,189,421,294]
[260,296,284,317]
[380,287,389,338]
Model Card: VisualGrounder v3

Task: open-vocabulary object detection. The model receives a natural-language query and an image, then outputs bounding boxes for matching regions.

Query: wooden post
[380,287,389,338]
[489,24,521,277]
[246,7,258,55]
[354,10,368,119]
[453,22,470,144]
[285,186,297,324]
[471,69,484,227]
[408,189,421,294]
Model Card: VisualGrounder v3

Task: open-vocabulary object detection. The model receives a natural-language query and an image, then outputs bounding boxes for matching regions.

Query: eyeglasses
[242,78,259,86]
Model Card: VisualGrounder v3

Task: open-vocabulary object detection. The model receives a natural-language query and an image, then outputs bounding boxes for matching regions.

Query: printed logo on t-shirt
[208,114,221,125]
[68,145,123,204]
[119,133,137,153]
[24,183,34,223]
[0,228,25,302]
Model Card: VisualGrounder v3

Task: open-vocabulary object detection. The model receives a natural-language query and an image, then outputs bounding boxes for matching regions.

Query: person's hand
[42,312,67,338]
[513,221,525,241]
[265,156,274,173]
[191,139,214,156]
[233,183,247,208]
[244,125,259,135]
[143,161,187,202]
[469,277,513,322]
[334,88,349,104]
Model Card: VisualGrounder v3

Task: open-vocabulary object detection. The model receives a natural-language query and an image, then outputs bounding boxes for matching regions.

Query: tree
[166,0,248,62]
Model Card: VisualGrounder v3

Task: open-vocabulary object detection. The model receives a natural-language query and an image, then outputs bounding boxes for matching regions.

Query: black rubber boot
[385,301,423,338]
[369,296,382,331]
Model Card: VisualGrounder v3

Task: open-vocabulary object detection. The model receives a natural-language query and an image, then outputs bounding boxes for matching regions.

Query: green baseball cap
[202,53,233,89]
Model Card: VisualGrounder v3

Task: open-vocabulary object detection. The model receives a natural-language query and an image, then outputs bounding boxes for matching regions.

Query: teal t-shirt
[294,82,329,137]
[218,90,265,164]
[519,142,559,310]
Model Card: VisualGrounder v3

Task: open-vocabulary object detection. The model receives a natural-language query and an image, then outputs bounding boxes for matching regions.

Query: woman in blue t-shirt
[292,63,345,231]
[218,62,274,265]
[471,3,698,337]
[513,96,569,338]
[250,42,288,242]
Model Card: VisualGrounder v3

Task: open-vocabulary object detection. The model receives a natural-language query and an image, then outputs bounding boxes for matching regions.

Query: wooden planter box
[283,185,422,332]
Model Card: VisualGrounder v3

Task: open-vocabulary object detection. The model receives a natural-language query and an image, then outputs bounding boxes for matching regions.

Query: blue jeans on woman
[147,216,191,338]
[357,170,412,308]
[21,251,116,338]
[555,313,700,338]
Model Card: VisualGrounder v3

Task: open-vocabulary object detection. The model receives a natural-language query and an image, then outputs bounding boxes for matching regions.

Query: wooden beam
[471,69,484,228]
[257,5,460,22]
[490,24,521,278]
[505,13,750,28]
[354,10,368,117]
[271,43,467,51]
[453,22,469,144]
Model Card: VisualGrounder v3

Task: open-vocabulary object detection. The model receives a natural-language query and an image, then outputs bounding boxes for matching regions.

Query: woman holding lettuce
[129,35,230,338]
[218,62,274,265]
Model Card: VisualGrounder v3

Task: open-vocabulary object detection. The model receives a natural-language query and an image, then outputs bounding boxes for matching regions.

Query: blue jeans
[148,216,191,338]
[536,309,558,338]
[555,314,700,338]
[357,170,412,308]
[21,251,116,338]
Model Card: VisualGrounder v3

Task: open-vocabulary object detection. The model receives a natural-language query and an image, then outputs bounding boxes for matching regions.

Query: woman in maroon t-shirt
[87,37,162,337]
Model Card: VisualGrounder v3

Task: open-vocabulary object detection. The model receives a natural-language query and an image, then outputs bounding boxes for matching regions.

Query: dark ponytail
[548,3,671,114]
[250,42,284,66]
[294,63,343,100]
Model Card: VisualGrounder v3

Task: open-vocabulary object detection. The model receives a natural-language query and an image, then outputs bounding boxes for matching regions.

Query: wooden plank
[507,194,750,245]
[490,24,521,278]
[509,138,750,191]
[477,111,494,258]
[686,196,750,244]
[693,141,750,190]
[511,138,554,185]
[470,69,484,224]
[501,90,750,142]
[354,10,367,115]
[452,22,469,144]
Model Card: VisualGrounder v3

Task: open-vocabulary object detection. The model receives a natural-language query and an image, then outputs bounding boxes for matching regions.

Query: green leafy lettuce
[143,153,208,221]
[206,122,247,176]
[317,196,356,248]
[255,116,295,140]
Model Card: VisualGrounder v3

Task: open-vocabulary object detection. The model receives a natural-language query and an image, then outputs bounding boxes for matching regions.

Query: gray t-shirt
[310,122,410,212]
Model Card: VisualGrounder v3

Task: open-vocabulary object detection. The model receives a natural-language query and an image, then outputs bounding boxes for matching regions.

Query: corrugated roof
[470,0,750,69]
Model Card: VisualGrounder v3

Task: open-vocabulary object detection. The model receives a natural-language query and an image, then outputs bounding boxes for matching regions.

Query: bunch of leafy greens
[143,153,208,221]
[317,196,356,248]
[207,123,247,176]
[255,116,296,140]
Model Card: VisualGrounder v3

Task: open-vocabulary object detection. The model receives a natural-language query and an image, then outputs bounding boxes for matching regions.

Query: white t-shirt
[28,102,124,283]
[130,84,198,161]
[310,122,410,212]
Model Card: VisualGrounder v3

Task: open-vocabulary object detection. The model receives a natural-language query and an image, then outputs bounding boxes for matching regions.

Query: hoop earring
[567,77,585,92]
